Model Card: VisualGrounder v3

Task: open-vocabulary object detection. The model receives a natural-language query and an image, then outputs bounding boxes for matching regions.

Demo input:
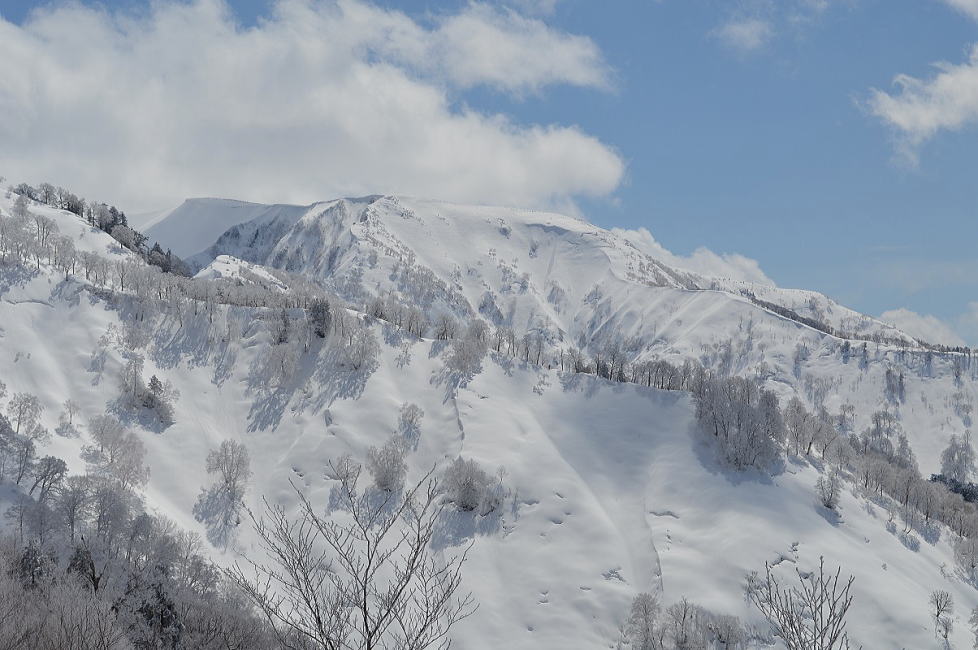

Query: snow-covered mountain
[164,195,917,347]
[157,195,967,469]
[2,190,978,649]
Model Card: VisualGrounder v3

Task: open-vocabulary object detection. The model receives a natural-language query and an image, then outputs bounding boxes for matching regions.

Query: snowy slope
[1,268,974,648]
[152,194,970,471]
[144,198,313,259]
[157,195,908,344]
[3,192,978,648]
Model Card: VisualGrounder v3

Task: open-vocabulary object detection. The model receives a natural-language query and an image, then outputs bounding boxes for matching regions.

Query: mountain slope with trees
[1,186,977,648]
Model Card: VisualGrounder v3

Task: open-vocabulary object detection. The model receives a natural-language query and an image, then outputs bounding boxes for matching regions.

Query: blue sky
[2,0,977,343]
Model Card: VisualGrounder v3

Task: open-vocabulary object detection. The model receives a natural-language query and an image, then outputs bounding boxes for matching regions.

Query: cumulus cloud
[867,45,978,159]
[879,308,966,347]
[0,0,622,212]
[612,226,775,286]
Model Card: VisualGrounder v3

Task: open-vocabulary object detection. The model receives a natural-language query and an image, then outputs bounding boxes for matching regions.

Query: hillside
[154,194,972,472]
[1,190,977,648]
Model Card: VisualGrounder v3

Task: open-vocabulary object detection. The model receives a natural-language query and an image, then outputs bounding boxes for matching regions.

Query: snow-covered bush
[367,438,407,492]
[442,457,504,514]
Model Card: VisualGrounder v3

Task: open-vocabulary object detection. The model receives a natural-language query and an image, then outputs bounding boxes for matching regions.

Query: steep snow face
[144,198,313,259]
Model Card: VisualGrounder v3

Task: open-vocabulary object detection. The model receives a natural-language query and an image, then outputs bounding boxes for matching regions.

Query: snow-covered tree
[366,438,407,492]
[8,392,42,436]
[398,402,424,449]
[434,313,458,341]
[83,415,149,489]
[447,323,489,377]
[28,455,67,504]
[11,193,30,219]
[344,323,379,371]
[693,376,781,471]
[955,536,978,580]
[816,471,842,511]
[207,440,252,504]
[624,592,664,650]
[443,457,501,513]
[941,433,976,484]
[308,297,332,338]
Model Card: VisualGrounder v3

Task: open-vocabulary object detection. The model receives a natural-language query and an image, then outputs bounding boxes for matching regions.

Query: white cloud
[503,0,561,16]
[956,302,978,344]
[879,308,966,346]
[709,0,839,53]
[712,18,773,52]
[434,4,610,93]
[942,0,978,20]
[611,226,775,286]
[867,44,978,158]
[0,0,621,212]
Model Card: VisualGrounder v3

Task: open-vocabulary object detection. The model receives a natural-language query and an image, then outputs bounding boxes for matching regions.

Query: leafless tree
[929,589,954,638]
[746,556,855,650]
[930,589,954,621]
[229,463,476,650]
[207,440,253,505]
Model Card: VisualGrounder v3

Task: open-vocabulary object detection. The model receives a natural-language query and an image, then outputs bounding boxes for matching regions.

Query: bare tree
[816,472,842,511]
[930,589,954,639]
[206,440,252,505]
[930,589,954,621]
[229,463,476,650]
[61,399,81,425]
[746,556,855,650]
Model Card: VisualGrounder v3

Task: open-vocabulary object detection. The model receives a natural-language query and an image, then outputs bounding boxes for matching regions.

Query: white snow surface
[1,192,977,648]
[145,198,312,259]
[194,254,290,292]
